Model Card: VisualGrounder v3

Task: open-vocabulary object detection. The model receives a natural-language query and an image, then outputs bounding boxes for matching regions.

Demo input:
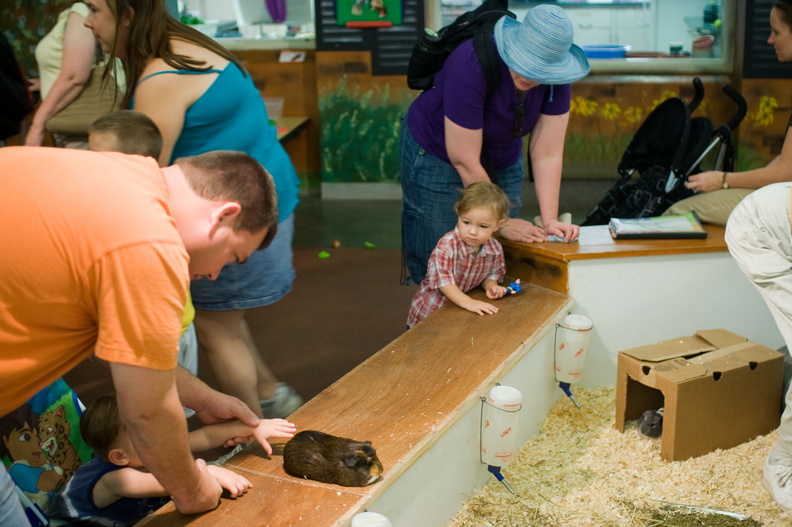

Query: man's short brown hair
[175,151,279,250]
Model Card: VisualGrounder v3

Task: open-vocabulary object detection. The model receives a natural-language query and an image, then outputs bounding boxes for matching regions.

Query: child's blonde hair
[89,110,162,159]
[454,181,511,222]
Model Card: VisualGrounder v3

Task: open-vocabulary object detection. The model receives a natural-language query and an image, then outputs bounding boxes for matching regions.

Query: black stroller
[581,78,748,226]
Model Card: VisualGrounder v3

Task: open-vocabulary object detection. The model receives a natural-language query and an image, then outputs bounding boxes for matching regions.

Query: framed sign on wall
[336,0,404,27]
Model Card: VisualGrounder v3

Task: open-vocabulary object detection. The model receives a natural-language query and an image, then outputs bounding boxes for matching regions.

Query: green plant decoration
[319,75,416,184]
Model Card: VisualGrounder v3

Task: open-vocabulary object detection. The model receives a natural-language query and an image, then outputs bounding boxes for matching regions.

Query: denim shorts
[190,212,295,310]
[399,121,524,284]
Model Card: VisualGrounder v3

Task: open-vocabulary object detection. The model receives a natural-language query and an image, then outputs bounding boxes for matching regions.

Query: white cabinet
[566,5,655,50]
[510,3,655,52]
[567,8,613,46]
[614,6,655,50]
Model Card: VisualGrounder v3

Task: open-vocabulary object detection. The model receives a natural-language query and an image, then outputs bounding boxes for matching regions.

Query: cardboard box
[615,329,784,461]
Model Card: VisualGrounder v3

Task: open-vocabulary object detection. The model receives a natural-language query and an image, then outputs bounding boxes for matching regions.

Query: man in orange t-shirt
[0,147,279,524]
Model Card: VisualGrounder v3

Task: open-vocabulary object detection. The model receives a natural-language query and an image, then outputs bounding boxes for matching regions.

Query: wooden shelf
[500,222,728,264]
[276,116,309,143]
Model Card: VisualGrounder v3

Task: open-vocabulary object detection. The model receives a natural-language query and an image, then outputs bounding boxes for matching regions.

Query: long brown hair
[776,1,792,29]
[105,0,245,108]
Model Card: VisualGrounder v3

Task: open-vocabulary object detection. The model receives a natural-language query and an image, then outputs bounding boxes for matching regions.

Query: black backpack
[407,0,515,99]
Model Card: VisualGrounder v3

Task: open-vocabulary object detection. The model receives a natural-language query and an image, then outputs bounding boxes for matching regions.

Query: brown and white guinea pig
[282,430,384,487]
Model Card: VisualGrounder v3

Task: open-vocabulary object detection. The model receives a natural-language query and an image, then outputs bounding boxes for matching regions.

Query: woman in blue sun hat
[400,4,590,284]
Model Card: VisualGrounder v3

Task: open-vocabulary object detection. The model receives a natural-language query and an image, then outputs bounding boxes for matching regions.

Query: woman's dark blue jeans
[399,120,524,284]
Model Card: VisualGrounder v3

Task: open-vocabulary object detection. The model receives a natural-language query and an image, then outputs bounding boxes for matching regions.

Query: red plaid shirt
[407,228,506,327]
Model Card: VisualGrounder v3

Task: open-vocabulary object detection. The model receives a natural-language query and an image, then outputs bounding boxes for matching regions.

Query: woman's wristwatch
[721,172,729,189]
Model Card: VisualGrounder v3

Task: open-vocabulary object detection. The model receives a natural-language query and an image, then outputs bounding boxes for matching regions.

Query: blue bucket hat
[494,4,590,85]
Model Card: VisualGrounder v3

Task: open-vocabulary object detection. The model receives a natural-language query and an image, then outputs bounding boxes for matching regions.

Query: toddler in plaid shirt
[407,182,511,328]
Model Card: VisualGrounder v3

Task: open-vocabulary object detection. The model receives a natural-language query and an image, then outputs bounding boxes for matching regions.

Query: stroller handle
[722,84,748,132]
[689,77,705,112]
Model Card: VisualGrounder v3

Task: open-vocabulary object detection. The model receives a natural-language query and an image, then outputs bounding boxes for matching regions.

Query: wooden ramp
[137,284,572,527]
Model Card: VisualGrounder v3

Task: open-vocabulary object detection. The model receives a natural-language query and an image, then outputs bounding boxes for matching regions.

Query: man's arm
[175,366,259,427]
[110,363,222,515]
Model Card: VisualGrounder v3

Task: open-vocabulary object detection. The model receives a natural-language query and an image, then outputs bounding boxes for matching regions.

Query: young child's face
[456,206,503,249]
[88,131,121,153]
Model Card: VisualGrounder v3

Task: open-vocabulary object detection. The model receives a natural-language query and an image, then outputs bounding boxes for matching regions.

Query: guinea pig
[282,430,384,487]
[638,408,664,438]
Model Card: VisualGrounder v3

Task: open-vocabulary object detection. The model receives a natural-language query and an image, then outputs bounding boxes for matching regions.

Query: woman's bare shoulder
[170,38,230,70]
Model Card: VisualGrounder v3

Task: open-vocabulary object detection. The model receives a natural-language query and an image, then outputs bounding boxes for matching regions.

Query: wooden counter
[500,223,728,294]
[503,223,728,263]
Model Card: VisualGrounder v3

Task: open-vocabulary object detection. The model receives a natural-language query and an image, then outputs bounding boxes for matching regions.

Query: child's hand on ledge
[462,298,499,316]
[253,419,297,455]
[486,284,507,300]
[205,462,252,498]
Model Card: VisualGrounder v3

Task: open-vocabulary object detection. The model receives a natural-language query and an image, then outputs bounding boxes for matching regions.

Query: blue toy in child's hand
[505,279,521,295]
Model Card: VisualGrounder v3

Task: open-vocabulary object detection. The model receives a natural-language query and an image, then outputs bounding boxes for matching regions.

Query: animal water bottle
[352,512,392,527]
[480,385,522,494]
[554,314,593,408]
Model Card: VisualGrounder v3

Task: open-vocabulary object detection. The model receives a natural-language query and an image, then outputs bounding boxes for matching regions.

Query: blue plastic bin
[581,45,630,59]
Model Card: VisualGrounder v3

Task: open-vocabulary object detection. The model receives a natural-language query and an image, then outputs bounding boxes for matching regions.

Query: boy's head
[89,110,163,159]
[454,181,511,221]
[80,395,141,468]
[453,182,511,247]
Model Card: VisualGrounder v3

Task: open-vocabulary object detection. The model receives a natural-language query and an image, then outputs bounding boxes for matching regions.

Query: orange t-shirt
[0,147,189,416]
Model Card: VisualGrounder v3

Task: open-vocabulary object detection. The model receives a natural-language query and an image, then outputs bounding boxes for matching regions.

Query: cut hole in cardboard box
[615,329,784,461]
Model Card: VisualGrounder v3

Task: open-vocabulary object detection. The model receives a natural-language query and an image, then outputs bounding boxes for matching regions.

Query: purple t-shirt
[407,38,572,170]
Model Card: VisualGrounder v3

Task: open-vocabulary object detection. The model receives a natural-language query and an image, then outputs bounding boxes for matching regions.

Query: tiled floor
[293,198,402,249]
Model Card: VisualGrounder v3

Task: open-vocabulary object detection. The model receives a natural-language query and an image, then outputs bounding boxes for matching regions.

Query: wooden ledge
[137,284,571,527]
[502,223,728,294]
[501,222,727,263]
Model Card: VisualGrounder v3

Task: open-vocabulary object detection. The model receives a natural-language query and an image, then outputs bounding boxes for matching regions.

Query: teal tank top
[135,63,299,221]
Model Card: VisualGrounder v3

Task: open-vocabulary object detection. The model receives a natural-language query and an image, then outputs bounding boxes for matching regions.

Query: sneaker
[259,382,303,419]
[762,447,792,512]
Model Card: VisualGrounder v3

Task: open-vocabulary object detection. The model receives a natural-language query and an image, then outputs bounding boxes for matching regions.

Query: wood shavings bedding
[447,387,791,526]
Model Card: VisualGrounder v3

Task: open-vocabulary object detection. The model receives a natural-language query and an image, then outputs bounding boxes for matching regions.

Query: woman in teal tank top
[88,0,303,421]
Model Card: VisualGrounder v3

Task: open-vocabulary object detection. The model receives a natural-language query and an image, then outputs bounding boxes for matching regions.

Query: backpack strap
[472,17,510,181]
[472,32,501,100]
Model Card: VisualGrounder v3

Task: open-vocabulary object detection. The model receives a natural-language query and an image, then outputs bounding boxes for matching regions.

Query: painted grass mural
[319,75,415,184]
